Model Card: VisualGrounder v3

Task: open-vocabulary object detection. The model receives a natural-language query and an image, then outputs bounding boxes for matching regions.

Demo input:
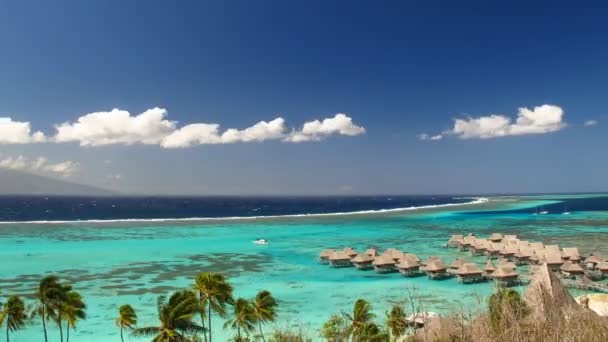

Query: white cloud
[160,117,287,148]
[451,104,566,139]
[54,108,176,146]
[418,133,443,141]
[584,120,598,127]
[0,117,46,144]
[4,108,364,148]
[0,155,79,177]
[286,113,366,142]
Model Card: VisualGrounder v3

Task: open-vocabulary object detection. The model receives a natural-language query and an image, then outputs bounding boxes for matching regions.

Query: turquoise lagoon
[1,196,608,341]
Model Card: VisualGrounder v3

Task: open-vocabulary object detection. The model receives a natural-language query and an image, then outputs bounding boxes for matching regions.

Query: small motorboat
[253,238,269,245]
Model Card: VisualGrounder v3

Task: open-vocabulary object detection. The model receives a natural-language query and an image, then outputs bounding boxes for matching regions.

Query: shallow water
[1,195,608,341]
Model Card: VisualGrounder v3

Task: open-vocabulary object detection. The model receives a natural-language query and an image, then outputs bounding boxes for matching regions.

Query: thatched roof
[383,248,405,260]
[320,249,335,258]
[365,248,378,257]
[425,259,447,272]
[372,255,397,266]
[449,258,466,269]
[517,248,534,258]
[503,234,518,241]
[343,247,358,257]
[448,234,464,242]
[421,256,440,266]
[530,242,545,250]
[597,262,608,271]
[492,266,518,279]
[560,260,584,273]
[523,263,577,320]
[473,239,490,250]
[489,242,504,252]
[351,253,373,263]
[328,251,351,261]
[397,257,420,269]
[485,259,495,272]
[586,254,603,264]
[544,252,564,265]
[404,253,420,262]
[545,244,561,253]
[561,247,581,261]
[488,233,503,241]
[456,263,482,275]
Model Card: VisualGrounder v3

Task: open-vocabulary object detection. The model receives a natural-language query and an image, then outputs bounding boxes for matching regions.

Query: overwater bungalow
[484,258,496,275]
[499,245,518,260]
[488,233,503,242]
[383,248,405,262]
[456,263,485,284]
[545,244,561,253]
[365,248,378,257]
[514,248,533,265]
[343,247,358,258]
[544,252,564,272]
[351,253,374,270]
[449,258,467,271]
[517,240,531,249]
[447,234,464,248]
[529,249,546,265]
[596,262,608,276]
[459,236,476,251]
[421,256,441,268]
[372,255,397,273]
[561,247,582,262]
[492,266,520,286]
[397,257,422,277]
[488,243,505,257]
[503,234,518,241]
[424,259,450,280]
[404,253,421,262]
[471,239,489,256]
[328,251,353,268]
[319,249,335,264]
[559,260,584,279]
[585,253,604,270]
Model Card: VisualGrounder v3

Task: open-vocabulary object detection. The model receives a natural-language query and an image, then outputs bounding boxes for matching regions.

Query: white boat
[562,212,571,215]
[539,211,548,215]
[253,239,269,245]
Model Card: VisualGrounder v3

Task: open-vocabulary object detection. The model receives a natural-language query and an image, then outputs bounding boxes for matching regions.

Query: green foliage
[131,290,205,342]
[224,298,256,339]
[344,299,375,341]
[0,295,28,340]
[488,287,529,331]
[194,272,234,341]
[116,304,138,342]
[385,305,407,339]
[252,290,278,341]
[320,314,349,342]
[267,328,312,342]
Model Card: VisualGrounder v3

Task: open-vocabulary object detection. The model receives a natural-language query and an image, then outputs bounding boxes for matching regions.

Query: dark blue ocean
[0,195,473,222]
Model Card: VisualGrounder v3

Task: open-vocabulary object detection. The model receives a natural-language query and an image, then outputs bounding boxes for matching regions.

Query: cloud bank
[0,118,46,144]
[0,155,78,177]
[1,109,365,148]
[419,104,567,141]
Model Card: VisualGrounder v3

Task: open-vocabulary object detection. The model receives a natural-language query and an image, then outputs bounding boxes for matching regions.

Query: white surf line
[0,197,489,225]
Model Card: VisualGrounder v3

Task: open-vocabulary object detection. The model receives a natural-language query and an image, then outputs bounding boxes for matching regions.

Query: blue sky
[0,0,607,195]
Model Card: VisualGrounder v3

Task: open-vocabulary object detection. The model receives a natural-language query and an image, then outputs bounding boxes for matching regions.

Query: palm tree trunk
[258,321,265,342]
[66,323,70,342]
[237,326,241,340]
[58,317,64,342]
[120,326,124,342]
[208,304,212,342]
[199,292,207,342]
[6,320,9,342]
[42,305,48,342]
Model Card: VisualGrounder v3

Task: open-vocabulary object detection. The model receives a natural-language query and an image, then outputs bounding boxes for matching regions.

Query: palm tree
[116,304,138,342]
[54,282,73,342]
[194,272,234,342]
[34,275,66,342]
[343,299,374,342]
[0,295,28,342]
[224,298,255,340]
[251,291,278,342]
[385,305,407,341]
[131,290,204,342]
[62,291,86,342]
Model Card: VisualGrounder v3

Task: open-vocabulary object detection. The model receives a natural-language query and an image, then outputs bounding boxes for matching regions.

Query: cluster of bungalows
[447,233,608,281]
[320,247,454,278]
